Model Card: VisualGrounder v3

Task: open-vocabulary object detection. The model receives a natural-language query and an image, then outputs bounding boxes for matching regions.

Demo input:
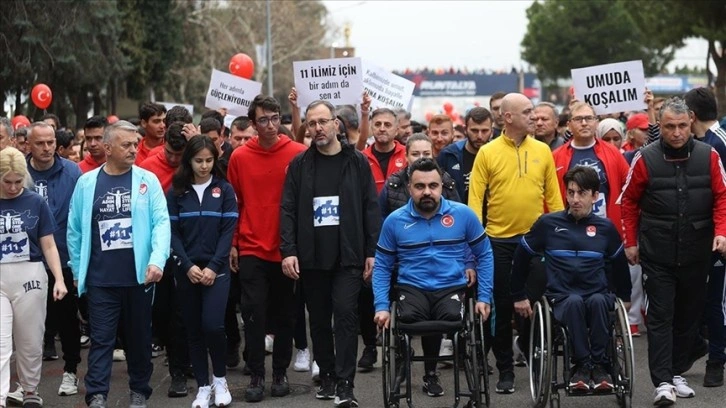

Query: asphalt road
[10,328,723,408]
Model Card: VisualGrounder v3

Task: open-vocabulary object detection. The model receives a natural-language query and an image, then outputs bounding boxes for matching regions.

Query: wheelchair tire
[529,299,552,408]
[477,314,491,407]
[613,298,634,408]
[381,303,401,408]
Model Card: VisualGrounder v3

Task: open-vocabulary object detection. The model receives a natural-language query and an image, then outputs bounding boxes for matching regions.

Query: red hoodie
[227,135,306,262]
[78,154,105,174]
[139,147,175,192]
[135,137,164,165]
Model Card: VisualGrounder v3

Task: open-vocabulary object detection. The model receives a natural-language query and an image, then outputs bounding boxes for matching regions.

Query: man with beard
[489,92,506,139]
[362,108,407,193]
[281,100,380,407]
[395,109,413,145]
[373,158,493,397]
[468,93,563,394]
[437,107,493,203]
[427,114,454,158]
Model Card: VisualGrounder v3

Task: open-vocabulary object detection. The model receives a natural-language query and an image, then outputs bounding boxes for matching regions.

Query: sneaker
[316,373,336,400]
[129,390,147,408]
[592,364,613,391]
[22,391,43,408]
[653,382,676,406]
[191,385,211,408]
[294,348,311,372]
[704,360,724,387]
[167,375,188,397]
[226,344,240,368]
[569,364,591,391]
[244,375,265,402]
[271,372,290,397]
[151,344,164,358]
[495,371,515,394]
[265,335,274,354]
[311,361,321,382]
[242,362,251,375]
[513,335,527,367]
[672,375,694,398]
[422,371,444,397]
[334,380,359,407]
[58,372,79,396]
[7,384,24,404]
[212,376,232,406]
[80,334,91,348]
[630,324,641,337]
[88,394,107,408]
[113,349,126,361]
[43,341,59,361]
[439,338,454,357]
[357,346,377,371]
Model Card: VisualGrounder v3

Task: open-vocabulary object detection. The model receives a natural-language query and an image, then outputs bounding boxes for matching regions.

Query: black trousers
[358,284,377,347]
[397,284,466,372]
[238,256,296,377]
[224,271,242,351]
[490,240,517,374]
[44,267,81,373]
[302,267,362,383]
[294,281,308,350]
[642,258,710,386]
[152,259,190,377]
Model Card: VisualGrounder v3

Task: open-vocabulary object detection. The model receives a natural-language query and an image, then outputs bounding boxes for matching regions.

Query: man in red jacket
[362,108,406,193]
[78,116,108,174]
[619,97,726,406]
[227,95,306,402]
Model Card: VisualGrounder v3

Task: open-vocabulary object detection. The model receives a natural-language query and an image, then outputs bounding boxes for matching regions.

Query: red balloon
[443,102,454,114]
[107,115,119,124]
[11,115,31,130]
[229,53,255,79]
[425,112,433,122]
[31,83,52,110]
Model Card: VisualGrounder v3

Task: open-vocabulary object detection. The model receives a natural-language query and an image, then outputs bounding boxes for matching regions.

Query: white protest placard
[571,60,646,115]
[293,57,363,108]
[361,60,415,111]
[204,69,262,117]
[158,102,194,116]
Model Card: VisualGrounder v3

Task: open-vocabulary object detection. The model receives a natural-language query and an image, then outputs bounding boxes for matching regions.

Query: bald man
[468,93,564,394]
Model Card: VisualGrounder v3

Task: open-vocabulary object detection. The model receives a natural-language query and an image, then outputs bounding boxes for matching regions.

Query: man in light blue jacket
[67,120,170,408]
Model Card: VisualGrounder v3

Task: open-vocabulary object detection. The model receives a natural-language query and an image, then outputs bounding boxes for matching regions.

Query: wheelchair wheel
[381,304,400,408]
[476,314,491,407]
[529,299,552,408]
[463,298,489,407]
[613,298,634,408]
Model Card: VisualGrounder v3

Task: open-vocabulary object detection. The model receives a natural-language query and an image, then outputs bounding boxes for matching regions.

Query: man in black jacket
[280,100,381,408]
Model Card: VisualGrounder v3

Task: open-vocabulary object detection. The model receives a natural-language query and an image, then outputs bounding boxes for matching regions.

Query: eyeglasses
[305,118,334,129]
[256,115,280,127]
[570,115,597,123]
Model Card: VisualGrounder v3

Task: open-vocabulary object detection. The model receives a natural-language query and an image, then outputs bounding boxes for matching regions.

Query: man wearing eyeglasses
[226,94,306,402]
[619,96,726,405]
[280,100,380,407]
[362,108,407,193]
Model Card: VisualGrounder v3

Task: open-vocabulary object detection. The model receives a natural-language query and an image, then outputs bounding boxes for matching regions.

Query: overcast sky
[322,0,710,74]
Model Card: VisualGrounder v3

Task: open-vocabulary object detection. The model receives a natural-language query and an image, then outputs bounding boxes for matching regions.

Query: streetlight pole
[266,0,273,95]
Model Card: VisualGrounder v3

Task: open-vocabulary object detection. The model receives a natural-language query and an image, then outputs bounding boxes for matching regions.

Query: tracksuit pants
[175,266,230,387]
[489,240,517,375]
[643,259,710,386]
[152,260,189,378]
[627,264,645,326]
[0,262,47,406]
[44,267,81,373]
[551,293,613,366]
[706,255,726,363]
[84,285,154,404]
[238,256,296,378]
[302,267,362,383]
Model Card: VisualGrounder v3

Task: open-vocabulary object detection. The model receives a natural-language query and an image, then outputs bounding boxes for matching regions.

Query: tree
[628,0,726,117]
[521,0,675,82]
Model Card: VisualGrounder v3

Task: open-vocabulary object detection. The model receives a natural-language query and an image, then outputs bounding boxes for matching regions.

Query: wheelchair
[381,289,490,408]
[528,296,634,408]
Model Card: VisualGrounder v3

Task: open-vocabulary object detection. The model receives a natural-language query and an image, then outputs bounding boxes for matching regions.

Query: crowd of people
[0,82,725,408]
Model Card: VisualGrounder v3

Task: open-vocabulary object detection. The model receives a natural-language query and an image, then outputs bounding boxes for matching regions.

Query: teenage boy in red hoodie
[227,95,306,402]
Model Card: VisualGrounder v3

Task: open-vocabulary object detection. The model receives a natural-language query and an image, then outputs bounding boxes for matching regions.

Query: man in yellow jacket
[468,92,563,394]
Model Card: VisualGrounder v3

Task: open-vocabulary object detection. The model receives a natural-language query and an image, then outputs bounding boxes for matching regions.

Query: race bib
[0,232,30,263]
[98,218,133,251]
[313,196,340,227]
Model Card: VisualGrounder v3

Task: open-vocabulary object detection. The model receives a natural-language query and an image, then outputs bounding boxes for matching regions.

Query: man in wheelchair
[510,166,631,392]
[372,158,494,397]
